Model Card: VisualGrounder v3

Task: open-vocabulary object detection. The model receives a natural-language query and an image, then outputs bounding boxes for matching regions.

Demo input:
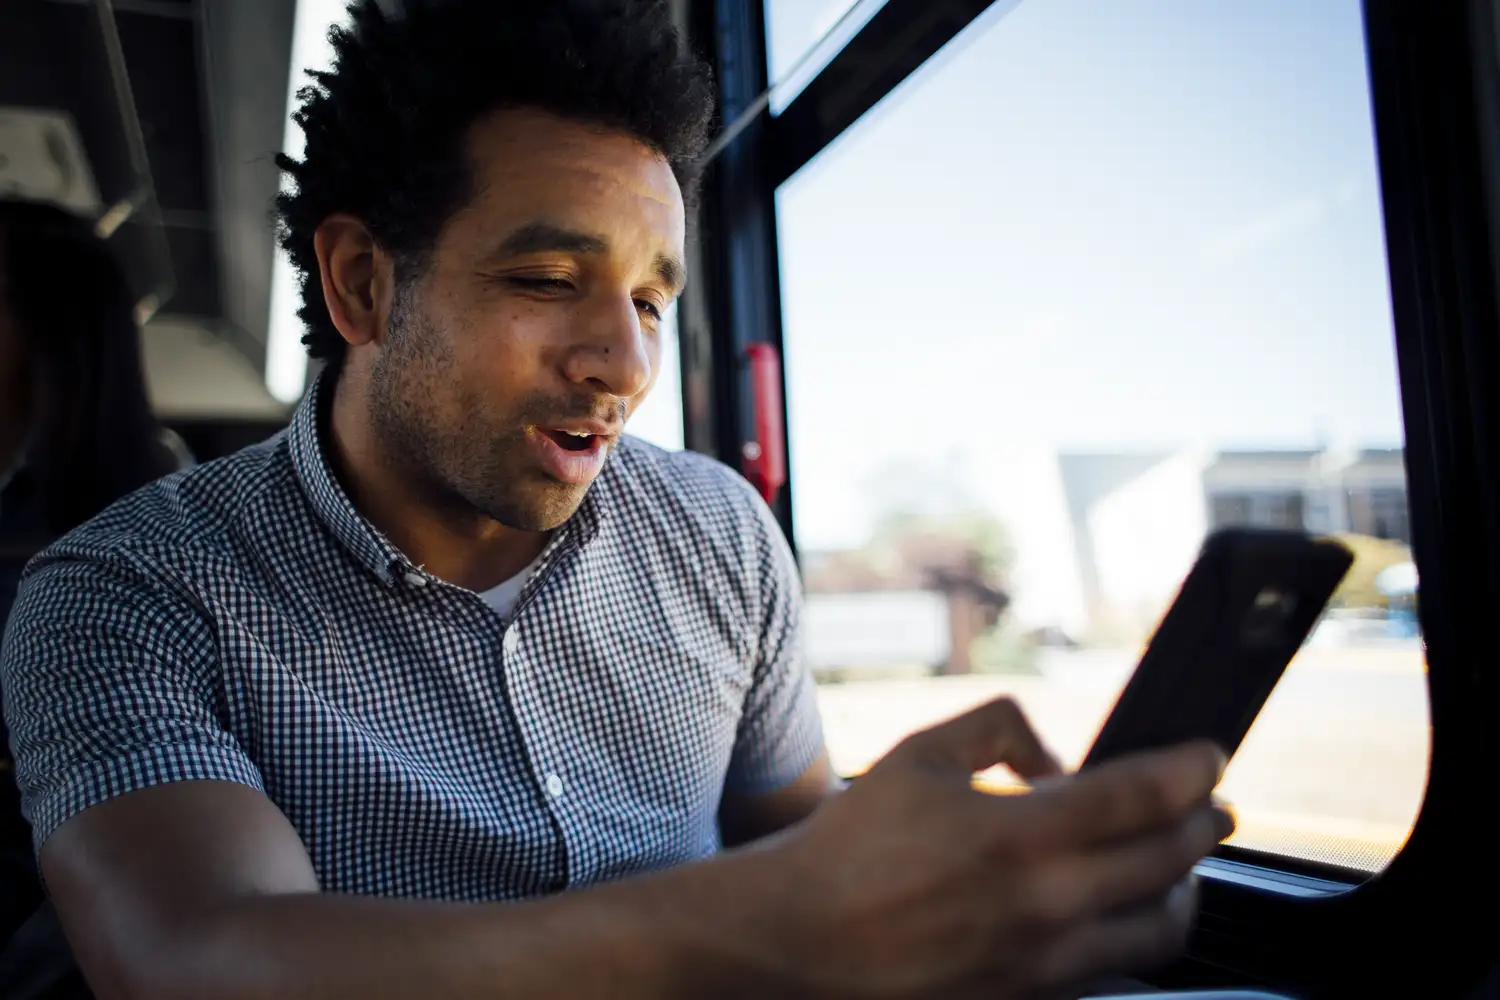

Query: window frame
[678,0,1500,994]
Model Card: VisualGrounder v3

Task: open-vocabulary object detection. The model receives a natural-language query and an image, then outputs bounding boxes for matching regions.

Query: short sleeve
[1,552,264,854]
[724,498,826,795]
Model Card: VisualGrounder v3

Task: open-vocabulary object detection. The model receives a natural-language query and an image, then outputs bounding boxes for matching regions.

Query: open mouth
[527,425,612,485]
[540,428,599,452]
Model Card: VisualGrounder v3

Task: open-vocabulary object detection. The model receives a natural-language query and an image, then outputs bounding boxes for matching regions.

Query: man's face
[366,108,687,531]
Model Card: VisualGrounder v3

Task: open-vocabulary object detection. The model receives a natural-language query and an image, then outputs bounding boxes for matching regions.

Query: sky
[765,0,1405,553]
[266,0,1404,561]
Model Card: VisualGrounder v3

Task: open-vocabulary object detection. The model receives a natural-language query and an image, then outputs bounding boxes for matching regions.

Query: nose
[561,292,654,400]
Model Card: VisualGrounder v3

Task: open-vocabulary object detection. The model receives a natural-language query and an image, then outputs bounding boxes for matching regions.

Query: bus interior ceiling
[0,0,295,461]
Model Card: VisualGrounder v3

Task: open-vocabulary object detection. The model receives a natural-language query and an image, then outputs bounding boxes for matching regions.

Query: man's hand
[745,697,1229,999]
[39,697,1225,1000]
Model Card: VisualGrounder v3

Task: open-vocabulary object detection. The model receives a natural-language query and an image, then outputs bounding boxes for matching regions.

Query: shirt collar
[288,371,609,589]
[288,374,408,586]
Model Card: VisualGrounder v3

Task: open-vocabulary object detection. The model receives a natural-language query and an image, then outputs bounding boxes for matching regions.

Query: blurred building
[802,531,1010,676]
[800,446,1409,665]
[1054,447,1409,642]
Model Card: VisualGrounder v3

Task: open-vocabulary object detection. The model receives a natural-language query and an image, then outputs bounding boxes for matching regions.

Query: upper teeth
[564,430,591,438]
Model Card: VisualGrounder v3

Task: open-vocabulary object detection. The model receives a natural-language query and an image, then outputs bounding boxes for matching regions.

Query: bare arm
[43,701,1230,1000]
[13,554,1228,998]
[43,781,783,1000]
[719,749,842,847]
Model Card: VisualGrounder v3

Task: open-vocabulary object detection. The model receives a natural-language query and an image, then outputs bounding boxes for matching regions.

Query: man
[0,2,1230,997]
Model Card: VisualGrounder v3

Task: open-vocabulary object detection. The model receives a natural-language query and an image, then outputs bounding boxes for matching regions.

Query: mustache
[514,393,627,429]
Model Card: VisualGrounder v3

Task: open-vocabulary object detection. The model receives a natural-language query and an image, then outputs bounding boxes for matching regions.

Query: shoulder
[601,435,777,545]
[594,438,798,617]
[22,431,296,595]
[606,435,761,502]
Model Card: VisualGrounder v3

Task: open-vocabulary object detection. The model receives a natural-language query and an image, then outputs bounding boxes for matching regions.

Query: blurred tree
[803,457,1019,673]
[870,508,1015,582]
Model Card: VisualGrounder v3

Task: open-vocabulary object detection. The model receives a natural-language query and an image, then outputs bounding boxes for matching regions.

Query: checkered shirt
[0,378,824,900]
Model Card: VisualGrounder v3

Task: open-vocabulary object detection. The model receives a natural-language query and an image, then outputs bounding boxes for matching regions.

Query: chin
[477,482,588,532]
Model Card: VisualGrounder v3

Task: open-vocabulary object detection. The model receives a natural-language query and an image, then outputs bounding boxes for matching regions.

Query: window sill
[1195,856,1355,899]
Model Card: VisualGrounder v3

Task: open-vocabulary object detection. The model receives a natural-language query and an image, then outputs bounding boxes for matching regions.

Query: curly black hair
[275,0,715,371]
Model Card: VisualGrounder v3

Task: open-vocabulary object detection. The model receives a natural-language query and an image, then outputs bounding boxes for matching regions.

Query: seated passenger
[0,4,1230,997]
[0,197,180,944]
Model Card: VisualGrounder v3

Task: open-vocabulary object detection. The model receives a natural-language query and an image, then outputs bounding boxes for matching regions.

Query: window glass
[626,304,685,452]
[778,0,1428,873]
[764,0,889,114]
[267,0,352,404]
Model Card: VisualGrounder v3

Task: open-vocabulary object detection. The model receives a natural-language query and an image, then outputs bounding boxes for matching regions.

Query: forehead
[450,108,686,255]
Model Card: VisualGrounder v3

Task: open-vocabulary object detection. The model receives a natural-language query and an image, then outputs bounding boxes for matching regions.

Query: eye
[506,277,575,293]
[635,298,664,321]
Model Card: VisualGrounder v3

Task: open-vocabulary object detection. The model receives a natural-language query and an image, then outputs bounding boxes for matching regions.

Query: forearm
[719,751,847,848]
[98,850,798,1000]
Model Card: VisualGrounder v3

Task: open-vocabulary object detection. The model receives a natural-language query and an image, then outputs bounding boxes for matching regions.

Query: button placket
[493,591,578,883]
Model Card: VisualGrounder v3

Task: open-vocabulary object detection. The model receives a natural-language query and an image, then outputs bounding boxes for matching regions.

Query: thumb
[893,697,1063,781]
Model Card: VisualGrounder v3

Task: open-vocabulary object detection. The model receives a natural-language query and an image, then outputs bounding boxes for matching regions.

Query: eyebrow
[652,253,686,295]
[496,221,607,258]
[492,221,687,294]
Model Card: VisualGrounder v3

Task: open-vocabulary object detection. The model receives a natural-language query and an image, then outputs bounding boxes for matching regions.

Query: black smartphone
[1080,527,1354,770]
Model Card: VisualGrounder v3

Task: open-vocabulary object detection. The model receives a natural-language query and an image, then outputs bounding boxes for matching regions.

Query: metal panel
[198,0,297,371]
[683,0,798,544]
[768,0,1009,187]
[0,0,174,314]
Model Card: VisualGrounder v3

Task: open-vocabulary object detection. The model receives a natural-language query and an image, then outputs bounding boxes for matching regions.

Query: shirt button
[404,571,427,588]
[503,629,520,656]
[545,773,565,799]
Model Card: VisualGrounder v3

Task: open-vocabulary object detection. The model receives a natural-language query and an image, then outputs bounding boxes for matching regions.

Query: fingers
[1030,874,1200,993]
[1024,804,1231,923]
[1018,741,1225,849]
[892,698,1064,780]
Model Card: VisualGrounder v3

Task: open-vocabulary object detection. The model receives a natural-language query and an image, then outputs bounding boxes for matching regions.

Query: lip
[525,426,612,485]
[542,419,619,438]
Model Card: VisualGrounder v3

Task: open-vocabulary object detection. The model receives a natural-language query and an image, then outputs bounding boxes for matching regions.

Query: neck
[326,377,549,592]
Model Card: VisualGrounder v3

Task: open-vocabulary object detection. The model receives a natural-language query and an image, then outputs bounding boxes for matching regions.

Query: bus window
[773,0,1428,874]
[626,304,686,452]
[764,0,889,114]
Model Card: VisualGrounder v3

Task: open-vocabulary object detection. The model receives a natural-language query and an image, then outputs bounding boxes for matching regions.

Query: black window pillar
[681,0,796,543]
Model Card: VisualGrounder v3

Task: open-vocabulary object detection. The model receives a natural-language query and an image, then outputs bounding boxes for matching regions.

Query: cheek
[447,301,554,383]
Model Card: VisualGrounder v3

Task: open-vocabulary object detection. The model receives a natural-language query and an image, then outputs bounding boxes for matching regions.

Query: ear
[313,214,396,349]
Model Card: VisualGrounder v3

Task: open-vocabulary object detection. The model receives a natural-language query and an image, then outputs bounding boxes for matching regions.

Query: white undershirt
[478,552,544,621]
